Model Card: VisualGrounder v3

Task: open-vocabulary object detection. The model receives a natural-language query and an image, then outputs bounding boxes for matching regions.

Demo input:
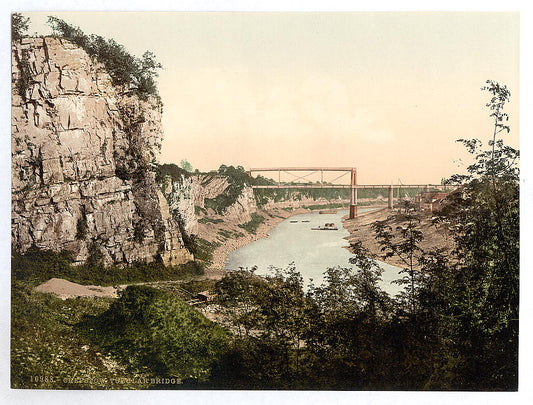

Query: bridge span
[247,167,457,219]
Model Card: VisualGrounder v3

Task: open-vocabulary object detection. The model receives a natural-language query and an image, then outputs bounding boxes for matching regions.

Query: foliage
[78,285,229,382]
[213,266,311,388]
[14,48,33,100]
[204,165,251,214]
[155,163,190,186]
[47,16,162,100]
[189,238,220,268]
[12,246,202,286]
[179,159,193,172]
[12,13,30,41]
[372,212,425,313]
[237,213,265,234]
[427,80,519,390]
[10,80,519,391]
[76,212,89,240]
[208,80,519,391]
[11,281,144,389]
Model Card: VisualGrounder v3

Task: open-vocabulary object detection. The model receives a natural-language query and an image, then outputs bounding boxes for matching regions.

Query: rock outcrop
[158,172,258,239]
[11,37,192,266]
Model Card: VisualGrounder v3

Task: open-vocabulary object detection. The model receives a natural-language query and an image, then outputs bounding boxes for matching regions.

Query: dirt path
[34,278,125,300]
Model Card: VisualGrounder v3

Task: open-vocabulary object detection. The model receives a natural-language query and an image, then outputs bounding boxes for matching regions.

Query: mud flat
[342,208,454,270]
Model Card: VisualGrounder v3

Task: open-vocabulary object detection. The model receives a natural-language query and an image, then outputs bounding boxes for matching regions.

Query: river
[225,208,405,295]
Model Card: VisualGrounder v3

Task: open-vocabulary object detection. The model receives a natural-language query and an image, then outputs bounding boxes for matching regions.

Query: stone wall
[11,37,192,266]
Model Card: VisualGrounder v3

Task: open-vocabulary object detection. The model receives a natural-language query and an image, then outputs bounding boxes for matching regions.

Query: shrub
[78,285,229,381]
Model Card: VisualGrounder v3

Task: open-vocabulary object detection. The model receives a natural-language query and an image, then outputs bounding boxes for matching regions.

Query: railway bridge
[247,167,457,219]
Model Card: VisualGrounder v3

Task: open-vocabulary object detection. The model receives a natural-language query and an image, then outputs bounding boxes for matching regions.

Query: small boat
[290,220,298,223]
[301,220,310,223]
[311,223,338,231]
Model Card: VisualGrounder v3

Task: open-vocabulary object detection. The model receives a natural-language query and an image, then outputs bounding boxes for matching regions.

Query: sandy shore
[342,207,454,269]
[205,204,454,280]
[203,204,392,280]
[202,206,315,279]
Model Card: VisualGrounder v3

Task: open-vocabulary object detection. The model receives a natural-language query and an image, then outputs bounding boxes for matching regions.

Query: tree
[12,13,30,41]
[47,16,162,98]
[372,212,425,314]
[432,81,519,390]
[179,159,193,172]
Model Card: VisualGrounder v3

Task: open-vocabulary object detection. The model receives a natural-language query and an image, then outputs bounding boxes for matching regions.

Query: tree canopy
[47,16,162,100]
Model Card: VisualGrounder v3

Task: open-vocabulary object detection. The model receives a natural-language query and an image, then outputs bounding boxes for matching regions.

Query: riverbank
[202,206,318,279]
[342,207,454,270]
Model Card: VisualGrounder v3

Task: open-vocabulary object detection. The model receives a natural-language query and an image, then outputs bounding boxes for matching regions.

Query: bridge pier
[349,168,358,219]
[388,186,393,209]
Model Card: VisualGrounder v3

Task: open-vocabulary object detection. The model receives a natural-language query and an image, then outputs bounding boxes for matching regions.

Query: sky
[21,11,519,185]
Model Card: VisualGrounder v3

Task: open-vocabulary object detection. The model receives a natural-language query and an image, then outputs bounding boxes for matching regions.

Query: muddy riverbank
[342,207,454,270]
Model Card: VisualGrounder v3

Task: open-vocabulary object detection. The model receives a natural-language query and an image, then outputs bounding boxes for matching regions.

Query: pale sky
[22,12,519,184]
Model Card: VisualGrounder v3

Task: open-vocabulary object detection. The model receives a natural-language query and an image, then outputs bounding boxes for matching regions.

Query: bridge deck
[251,184,455,189]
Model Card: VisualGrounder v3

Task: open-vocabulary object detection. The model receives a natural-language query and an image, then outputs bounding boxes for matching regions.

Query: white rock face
[11,37,192,266]
[158,172,259,239]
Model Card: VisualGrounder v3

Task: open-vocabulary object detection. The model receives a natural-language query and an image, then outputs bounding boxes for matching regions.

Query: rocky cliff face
[11,37,192,266]
[158,173,257,238]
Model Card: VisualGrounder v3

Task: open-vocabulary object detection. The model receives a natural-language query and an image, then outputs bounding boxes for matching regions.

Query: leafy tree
[214,266,310,388]
[12,13,30,41]
[47,16,162,99]
[431,81,519,389]
[179,159,193,172]
[372,212,425,313]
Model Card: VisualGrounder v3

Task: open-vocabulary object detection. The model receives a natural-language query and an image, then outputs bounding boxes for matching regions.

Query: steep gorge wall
[11,37,192,266]
[158,173,258,238]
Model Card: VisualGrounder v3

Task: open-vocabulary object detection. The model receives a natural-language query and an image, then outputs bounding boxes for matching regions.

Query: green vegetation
[11,281,142,389]
[198,217,224,224]
[76,212,88,240]
[237,213,265,234]
[47,16,162,100]
[14,48,32,100]
[204,165,251,214]
[188,238,220,268]
[78,285,229,383]
[10,81,518,390]
[12,13,29,41]
[301,202,348,210]
[155,163,190,187]
[12,246,202,287]
[179,159,194,172]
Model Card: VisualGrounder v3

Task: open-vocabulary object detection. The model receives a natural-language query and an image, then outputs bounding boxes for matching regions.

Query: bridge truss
[247,167,456,219]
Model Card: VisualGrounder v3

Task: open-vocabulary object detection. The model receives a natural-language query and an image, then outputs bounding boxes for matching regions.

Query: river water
[225,209,405,295]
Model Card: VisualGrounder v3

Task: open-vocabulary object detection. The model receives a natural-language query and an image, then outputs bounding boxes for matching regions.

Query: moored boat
[311,223,338,231]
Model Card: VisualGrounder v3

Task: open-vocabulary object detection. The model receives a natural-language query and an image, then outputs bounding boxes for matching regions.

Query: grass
[11,280,147,389]
[301,202,349,210]
[198,217,224,224]
[77,285,229,382]
[238,213,265,234]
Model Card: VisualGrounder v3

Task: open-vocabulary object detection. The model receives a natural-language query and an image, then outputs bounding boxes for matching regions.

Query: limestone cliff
[157,172,258,239]
[11,37,192,266]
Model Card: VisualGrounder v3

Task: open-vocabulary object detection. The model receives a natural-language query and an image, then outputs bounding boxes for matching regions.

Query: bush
[11,281,139,389]
[238,213,265,234]
[78,285,230,381]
